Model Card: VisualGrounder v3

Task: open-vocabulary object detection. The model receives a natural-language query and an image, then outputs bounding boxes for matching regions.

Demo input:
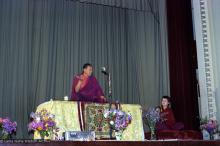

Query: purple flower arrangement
[104,109,132,132]
[200,117,218,134]
[28,109,59,139]
[144,107,162,140]
[144,107,161,128]
[0,117,17,139]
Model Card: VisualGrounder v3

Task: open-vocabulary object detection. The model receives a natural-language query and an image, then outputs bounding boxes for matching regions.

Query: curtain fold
[166,0,200,130]
[0,0,169,138]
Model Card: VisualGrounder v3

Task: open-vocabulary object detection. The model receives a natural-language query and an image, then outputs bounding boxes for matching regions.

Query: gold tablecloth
[34,100,144,141]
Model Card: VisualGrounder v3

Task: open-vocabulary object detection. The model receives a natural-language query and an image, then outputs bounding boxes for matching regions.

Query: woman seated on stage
[156,96,184,131]
[71,63,106,103]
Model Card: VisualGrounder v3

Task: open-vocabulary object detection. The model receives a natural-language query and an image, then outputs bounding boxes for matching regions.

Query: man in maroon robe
[71,63,106,103]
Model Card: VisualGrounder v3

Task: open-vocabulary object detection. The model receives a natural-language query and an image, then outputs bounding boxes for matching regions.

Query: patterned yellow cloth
[83,103,111,139]
[34,100,81,139]
[34,101,144,141]
[121,104,145,141]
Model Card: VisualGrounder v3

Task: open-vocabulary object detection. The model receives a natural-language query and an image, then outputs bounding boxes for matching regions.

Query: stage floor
[0,140,220,146]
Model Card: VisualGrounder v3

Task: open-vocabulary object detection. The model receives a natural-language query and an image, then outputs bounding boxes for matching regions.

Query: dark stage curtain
[166,0,200,130]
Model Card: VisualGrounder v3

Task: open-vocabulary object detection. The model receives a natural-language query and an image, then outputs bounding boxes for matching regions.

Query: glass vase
[150,126,156,140]
[0,130,10,140]
[115,130,123,140]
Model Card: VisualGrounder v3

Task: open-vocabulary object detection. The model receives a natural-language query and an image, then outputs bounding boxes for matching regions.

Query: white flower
[49,114,55,119]
[35,117,41,123]
[118,111,124,116]
[104,112,109,118]
[110,121,114,125]
[104,110,109,118]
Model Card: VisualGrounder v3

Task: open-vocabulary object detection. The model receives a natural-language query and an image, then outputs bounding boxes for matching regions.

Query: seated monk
[71,63,106,103]
[156,96,184,131]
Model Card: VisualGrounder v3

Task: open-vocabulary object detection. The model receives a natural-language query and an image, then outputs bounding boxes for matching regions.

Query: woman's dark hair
[83,63,92,69]
[162,96,171,103]
[161,96,172,109]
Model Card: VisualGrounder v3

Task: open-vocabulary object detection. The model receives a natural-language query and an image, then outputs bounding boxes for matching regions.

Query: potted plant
[104,109,132,140]
[0,117,17,139]
[200,117,218,140]
[28,109,59,139]
[144,107,161,140]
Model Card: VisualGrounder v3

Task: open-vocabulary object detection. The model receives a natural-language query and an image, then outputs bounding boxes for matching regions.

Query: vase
[35,131,52,140]
[109,128,114,139]
[150,126,156,140]
[207,129,215,140]
[202,129,210,140]
[209,132,214,140]
[40,133,52,140]
[115,130,123,140]
[0,130,10,140]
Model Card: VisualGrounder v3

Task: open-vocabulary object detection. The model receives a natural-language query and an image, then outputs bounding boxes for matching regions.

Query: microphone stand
[102,70,114,139]
[107,73,114,139]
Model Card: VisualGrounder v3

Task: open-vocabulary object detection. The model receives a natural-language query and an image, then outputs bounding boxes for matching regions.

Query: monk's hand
[75,75,83,93]
[76,75,84,83]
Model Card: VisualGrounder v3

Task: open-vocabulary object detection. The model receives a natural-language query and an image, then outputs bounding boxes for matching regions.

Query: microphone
[101,67,109,75]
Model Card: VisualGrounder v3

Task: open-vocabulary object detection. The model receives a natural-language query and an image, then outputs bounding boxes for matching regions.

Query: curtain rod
[65,0,160,24]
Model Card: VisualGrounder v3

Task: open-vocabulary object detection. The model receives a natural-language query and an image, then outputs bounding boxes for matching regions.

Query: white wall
[208,0,220,123]
[192,0,220,121]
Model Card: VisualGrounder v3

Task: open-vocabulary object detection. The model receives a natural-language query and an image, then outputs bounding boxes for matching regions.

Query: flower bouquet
[144,107,161,140]
[104,109,132,140]
[200,117,218,140]
[0,117,17,139]
[28,109,59,139]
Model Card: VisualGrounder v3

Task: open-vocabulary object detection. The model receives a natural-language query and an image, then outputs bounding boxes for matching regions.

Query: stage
[0,140,220,146]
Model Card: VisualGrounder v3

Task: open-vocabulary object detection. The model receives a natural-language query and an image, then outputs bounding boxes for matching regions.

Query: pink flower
[3,118,10,123]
